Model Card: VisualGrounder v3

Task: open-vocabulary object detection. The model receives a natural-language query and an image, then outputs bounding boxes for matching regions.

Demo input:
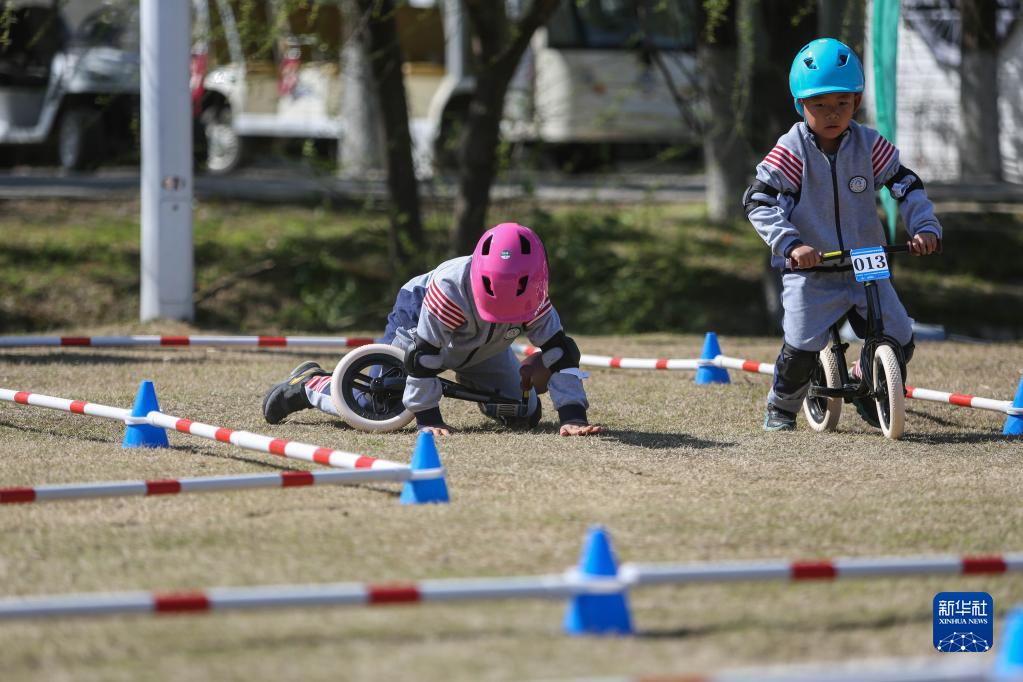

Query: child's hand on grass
[559,422,603,436]
[419,424,455,436]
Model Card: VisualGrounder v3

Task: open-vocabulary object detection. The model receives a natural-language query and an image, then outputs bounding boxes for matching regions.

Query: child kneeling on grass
[262,222,602,437]
[744,38,941,431]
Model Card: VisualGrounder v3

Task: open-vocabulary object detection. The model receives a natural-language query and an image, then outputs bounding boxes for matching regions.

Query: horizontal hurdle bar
[0,467,444,505]
[618,554,1023,586]
[0,335,375,348]
[515,344,705,370]
[0,574,621,620]
[0,388,406,471]
[905,386,1018,416]
[1,552,1019,621]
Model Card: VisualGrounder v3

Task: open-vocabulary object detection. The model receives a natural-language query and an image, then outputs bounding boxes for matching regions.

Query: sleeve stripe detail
[527,299,552,326]
[763,154,801,187]
[873,144,896,177]
[770,144,803,171]
[765,150,802,178]
[424,285,465,329]
[871,136,896,175]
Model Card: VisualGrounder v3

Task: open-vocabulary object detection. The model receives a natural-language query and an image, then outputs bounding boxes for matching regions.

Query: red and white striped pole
[0,335,375,348]
[0,388,406,471]
[619,554,1023,586]
[0,466,443,505]
[904,386,1018,416]
[0,574,606,620]
[0,552,1018,621]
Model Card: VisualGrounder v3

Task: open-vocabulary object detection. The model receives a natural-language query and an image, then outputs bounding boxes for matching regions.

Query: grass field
[1,328,1021,681]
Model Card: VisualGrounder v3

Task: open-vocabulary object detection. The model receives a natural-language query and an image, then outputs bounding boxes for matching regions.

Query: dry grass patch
[1,330,1021,681]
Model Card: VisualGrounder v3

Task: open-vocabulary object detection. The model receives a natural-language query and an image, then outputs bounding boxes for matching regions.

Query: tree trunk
[450,0,561,255]
[699,0,753,223]
[959,0,1001,182]
[358,0,424,260]
[338,0,384,176]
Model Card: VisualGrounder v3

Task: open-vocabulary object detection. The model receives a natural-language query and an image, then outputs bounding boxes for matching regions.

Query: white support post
[140,0,194,322]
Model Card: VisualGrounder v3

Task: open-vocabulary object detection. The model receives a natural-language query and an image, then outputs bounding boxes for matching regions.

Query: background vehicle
[431,0,700,170]
[192,0,445,175]
[0,0,139,170]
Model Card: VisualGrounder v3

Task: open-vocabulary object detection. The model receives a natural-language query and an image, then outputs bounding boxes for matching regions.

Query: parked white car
[0,0,140,170]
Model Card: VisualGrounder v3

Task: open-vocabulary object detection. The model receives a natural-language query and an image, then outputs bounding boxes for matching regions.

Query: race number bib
[850,246,890,282]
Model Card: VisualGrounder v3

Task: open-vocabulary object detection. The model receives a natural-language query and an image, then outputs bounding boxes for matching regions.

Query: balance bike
[329,343,531,432]
[802,244,916,440]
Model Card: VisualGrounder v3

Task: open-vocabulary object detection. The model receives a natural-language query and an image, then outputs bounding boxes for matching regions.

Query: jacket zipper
[828,156,846,256]
[458,323,495,368]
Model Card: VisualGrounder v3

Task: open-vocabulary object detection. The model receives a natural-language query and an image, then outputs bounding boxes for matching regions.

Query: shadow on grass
[901,431,1011,446]
[0,418,200,448]
[600,429,734,451]
[638,609,932,639]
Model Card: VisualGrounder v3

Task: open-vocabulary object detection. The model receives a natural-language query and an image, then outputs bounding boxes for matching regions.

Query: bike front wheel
[872,344,905,440]
[330,343,415,433]
[803,348,843,432]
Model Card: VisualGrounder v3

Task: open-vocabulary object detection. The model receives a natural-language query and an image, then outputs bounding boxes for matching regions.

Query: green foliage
[1,201,1021,339]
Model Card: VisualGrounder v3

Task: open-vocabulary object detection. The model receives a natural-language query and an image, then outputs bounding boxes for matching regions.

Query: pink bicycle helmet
[469,223,549,324]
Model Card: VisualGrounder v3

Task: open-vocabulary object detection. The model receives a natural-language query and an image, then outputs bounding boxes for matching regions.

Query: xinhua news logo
[933,592,994,653]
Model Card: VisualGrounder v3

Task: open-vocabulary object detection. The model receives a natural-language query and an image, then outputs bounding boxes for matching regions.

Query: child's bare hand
[519,351,552,394]
[789,245,822,269]
[419,424,455,436]
[559,422,603,436]
[908,232,938,255]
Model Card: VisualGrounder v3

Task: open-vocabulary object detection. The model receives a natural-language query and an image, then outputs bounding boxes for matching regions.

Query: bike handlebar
[820,243,911,262]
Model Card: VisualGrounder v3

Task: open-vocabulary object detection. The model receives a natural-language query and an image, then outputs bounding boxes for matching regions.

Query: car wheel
[59,107,104,171]
[202,106,242,175]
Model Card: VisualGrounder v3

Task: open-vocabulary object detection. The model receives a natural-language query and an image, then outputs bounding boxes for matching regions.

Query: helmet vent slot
[837,53,849,66]
[803,57,816,69]
[481,236,493,256]
[516,276,528,295]
[481,276,494,296]
[519,235,531,254]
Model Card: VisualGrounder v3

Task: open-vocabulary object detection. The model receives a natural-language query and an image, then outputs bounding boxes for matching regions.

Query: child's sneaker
[763,404,797,431]
[850,359,882,428]
[262,361,331,424]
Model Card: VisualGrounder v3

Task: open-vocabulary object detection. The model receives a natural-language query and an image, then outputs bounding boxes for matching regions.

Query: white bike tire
[330,343,415,433]
[803,349,843,432]
[873,345,905,440]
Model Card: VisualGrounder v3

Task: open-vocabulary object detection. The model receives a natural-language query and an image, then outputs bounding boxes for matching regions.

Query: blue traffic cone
[400,431,449,504]
[994,604,1023,679]
[695,331,730,385]
[1003,378,1023,436]
[563,526,633,635]
[122,380,169,448]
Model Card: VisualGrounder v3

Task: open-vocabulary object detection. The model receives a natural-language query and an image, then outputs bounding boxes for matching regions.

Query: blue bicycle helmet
[789,38,864,116]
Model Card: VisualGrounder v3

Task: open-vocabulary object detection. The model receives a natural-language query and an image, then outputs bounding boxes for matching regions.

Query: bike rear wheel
[872,344,905,440]
[803,348,843,432]
[330,344,414,433]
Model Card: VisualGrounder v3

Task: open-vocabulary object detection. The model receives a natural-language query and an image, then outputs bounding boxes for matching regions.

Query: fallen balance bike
[802,243,923,440]
[329,343,532,432]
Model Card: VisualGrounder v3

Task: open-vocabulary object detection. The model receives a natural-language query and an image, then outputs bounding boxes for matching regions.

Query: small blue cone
[122,380,169,448]
[563,526,633,636]
[695,331,730,385]
[994,605,1023,679]
[400,431,449,504]
[1003,378,1023,436]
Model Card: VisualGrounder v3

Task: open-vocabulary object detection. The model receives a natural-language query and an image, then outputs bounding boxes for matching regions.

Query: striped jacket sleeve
[871,131,943,239]
[871,133,900,188]
[759,143,803,195]
[416,278,467,348]
[749,139,805,259]
[524,298,560,347]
